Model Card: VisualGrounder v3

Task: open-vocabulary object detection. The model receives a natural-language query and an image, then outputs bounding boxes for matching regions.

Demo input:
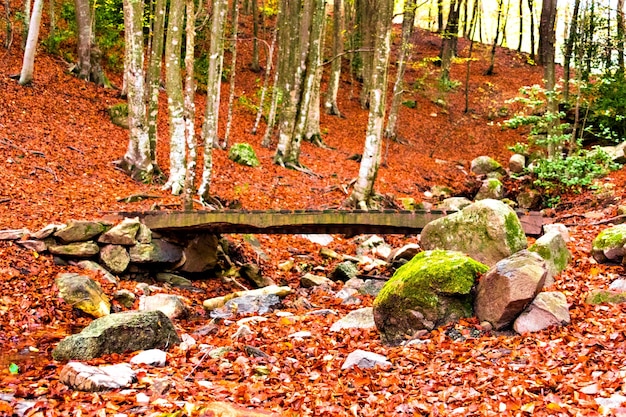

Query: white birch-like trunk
[224,0,239,147]
[18,0,43,85]
[163,0,186,195]
[121,0,153,180]
[183,0,196,210]
[350,0,393,208]
[254,29,276,137]
[198,0,227,200]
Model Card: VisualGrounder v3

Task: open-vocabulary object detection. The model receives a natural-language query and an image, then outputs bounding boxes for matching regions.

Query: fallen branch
[590,215,626,226]
[68,146,84,154]
[0,198,10,204]
[116,194,161,203]
[31,166,59,182]
[0,138,44,157]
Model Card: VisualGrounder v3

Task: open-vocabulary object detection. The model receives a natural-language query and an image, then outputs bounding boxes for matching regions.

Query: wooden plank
[108,210,544,236]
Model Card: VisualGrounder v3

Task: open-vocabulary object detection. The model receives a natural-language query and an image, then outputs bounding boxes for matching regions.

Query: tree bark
[183,0,197,210]
[198,0,227,201]
[563,0,580,102]
[250,0,261,72]
[120,0,153,181]
[618,0,625,73]
[527,0,536,61]
[349,0,393,208]
[146,0,166,163]
[324,0,343,116]
[18,0,43,85]
[538,0,557,67]
[440,0,460,82]
[224,0,240,147]
[385,0,416,140]
[485,0,504,75]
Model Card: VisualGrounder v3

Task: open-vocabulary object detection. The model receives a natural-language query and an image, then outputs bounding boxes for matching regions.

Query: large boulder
[52,310,181,361]
[56,273,110,318]
[474,250,547,330]
[420,199,527,266]
[513,291,570,334]
[591,224,626,263]
[179,234,219,273]
[373,250,488,346]
[528,229,570,286]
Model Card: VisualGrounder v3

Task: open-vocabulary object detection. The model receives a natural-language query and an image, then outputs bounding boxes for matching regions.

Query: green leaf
[9,363,19,374]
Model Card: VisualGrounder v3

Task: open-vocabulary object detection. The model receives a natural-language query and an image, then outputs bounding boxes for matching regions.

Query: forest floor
[2,16,626,417]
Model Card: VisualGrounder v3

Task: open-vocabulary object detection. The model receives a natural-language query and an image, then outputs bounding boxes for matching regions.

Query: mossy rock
[591,224,626,263]
[373,250,488,346]
[228,143,260,167]
[529,230,570,286]
[585,290,626,305]
[108,103,129,129]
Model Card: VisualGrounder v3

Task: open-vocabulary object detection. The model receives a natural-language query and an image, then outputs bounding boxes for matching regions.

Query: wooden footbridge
[109,209,544,236]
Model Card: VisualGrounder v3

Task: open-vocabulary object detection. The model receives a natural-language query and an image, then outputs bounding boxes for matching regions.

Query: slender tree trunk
[440,0,460,82]
[250,0,261,72]
[527,0,536,61]
[18,0,42,85]
[224,0,239,147]
[485,0,503,75]
[517,0,523,51]
[120,0,153,181]
[4,0,12,49]
[199,0,227,201]
[146,0,166,164]
[74,0,92,79]
[22,0,30,49]
[254,28,277,136]
[538,0,557,66]
[541,0,558,157]
[385,0,416,140]
[183,0,196,210]
[618,0,625,74]
[563,0,580,102]
[437,0,444,33]
[324,0,343,116]
[304,0,326,146]
[349,0,393,209]
[163,0,186,195]
[358,0,375,108]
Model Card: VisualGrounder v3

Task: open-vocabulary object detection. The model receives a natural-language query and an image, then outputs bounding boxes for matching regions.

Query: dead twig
[116,194,161,203]
[0,198,10,204]
[68,146,84,154]
[0,138,44,157]
[31,166,59,182]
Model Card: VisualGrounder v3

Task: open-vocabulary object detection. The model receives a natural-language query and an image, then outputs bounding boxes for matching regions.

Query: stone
[139,294,188,320]
[209,294,281,318]
[17,239,47,252]
[179,234,219,273]
[373,250,489,346]
[387,244,420,263]
[357,279,386,296]
[59,362,135,392]
[56,273,110,318]
[300,273,333,288]
[228,143,260,167]
[76,260,119,284]
[592,224,626,263]
[438,197,472,212]
[585,290,626,305]
[475,178,504,200]
[97,217,141,245]
[341,350,391,370]
[0,229,29,240]
[474,250,547,330]
[48,241,100,258]
[155,273,194,289]
[99,244,130,274]
[470,155,505,175]
[509,153,526,173]
[319,247,340,259]
[52,310,181,361]
[516,189,541,210]
[529,230,571,286]
[330,307,375,332]
[335,287,361,305]
[130,349,167,367]
[54,220,106,243]
[331,261,359,282]
[420,199,528,266]
[129,239,183,264]
[240,263,275,288]
[430,185,453,199]
[136,223,152,243]
[543,223,570,243]
[113,289,136,308]
[301,234,334,246]
[31,223,65,239]
[513,291,570,334]
[609,279,626,291]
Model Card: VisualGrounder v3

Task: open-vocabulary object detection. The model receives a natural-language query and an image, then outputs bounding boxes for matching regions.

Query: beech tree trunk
[349,0,393,208]
[440,0,460,82]
[618,0,625,73]
[385,0,416,140]
[563,0,580,101]
[4,0,12,49]
[198,0,227,201]
[224,0,240,147]
[527,0,536,61]
[120,0,153,181]
[74,0,92,79]
[538,0,558,66]
[250,0,261,72]
[485,0,504,75]
[183,0,197,210]
[18,0,43,85]
[324,0,343,116]
[146,0,166,163]
[163,0,186,195]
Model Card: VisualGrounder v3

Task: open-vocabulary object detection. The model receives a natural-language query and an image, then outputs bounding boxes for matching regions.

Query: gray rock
[139,294,188,320]
[99,244,130,274]
[543,223,570,243]
[52,310,181,361]
[130,349,167,367]
[300,273,333,288]
[113,289,136,308]
[48,241,100,258]
[136,223,152,243]
[59,362,136,392]
[288,331,313,339]
[341,350,391,370]
[386,244,421,264]
[437,197,472,212]
[179,234,219,273]
[509,153,526,173]
[516,189,541,210]
[129,239,183,264]
[335,287,361,305]
[373,250,488,346]
[331,261,359,282]
[155,272,193,289]
[240,263,275,288]
[17,239,47,252]
[76,260,119,284]
[0,228,30,240]
[32,223,65,239]
[475,178,504,200]
[54,220,106,243]
[474,250,547,330]
[358,279,386,296]
[98,217,141,245]
[56,273,110,318]
[591,224,626,263]
[513,291,570,334]
[470,155,505,175]
[330,307,375,332]
[209,294,281,318]
[609,279,626,291]
[529,230,571,286]
[420,199,527,266]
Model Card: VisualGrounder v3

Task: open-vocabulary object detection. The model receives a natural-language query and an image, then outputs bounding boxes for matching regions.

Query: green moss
[585,290,626,305]
[487,178,502,191]
[592,224,626,251]
[504,212,526,251]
